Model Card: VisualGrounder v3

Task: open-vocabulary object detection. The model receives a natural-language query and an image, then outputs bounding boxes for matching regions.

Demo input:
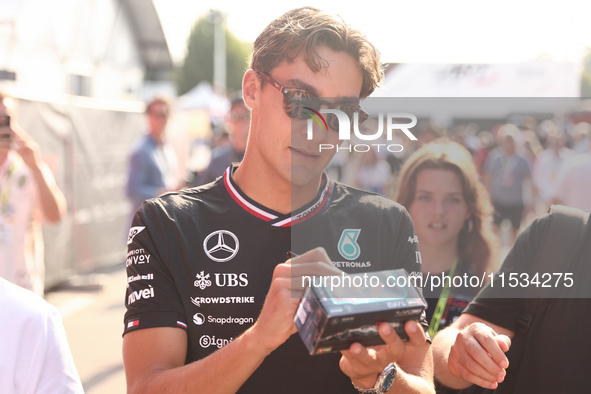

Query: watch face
[382,373,395,391]
[381,364,397,392]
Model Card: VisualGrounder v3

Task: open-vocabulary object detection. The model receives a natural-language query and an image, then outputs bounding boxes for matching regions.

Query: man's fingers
[451,342,504,384]
[460,330,506,376]
[448,354,500,390]
[404,320,427,346]
[458,326,509,375]
[496,334,511,355]
[341,343,380,377]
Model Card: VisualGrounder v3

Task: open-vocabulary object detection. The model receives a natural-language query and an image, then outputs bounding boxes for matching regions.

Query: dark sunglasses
[257,71,368,132]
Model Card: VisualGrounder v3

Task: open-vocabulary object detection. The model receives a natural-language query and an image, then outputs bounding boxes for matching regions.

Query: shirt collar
[219,164,333,227]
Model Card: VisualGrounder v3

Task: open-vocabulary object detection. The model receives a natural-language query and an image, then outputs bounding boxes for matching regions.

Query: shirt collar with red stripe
[219,165,333,227]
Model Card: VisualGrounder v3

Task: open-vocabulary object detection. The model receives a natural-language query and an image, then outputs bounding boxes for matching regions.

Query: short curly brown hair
[250,7,382,98]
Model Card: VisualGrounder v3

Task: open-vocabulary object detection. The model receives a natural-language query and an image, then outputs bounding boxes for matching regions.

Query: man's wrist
[353,363,397,394]
[243,325,275,358]
[352,374,380,390]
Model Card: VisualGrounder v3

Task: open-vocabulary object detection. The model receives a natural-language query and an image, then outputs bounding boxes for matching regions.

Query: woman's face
[408,169,471,249]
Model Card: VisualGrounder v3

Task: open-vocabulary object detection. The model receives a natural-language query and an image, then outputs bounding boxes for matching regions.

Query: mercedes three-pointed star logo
[203,230,239,262]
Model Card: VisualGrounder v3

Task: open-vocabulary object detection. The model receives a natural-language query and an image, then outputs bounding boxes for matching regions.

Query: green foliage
[174,14,252,96]
[581,47,591,98]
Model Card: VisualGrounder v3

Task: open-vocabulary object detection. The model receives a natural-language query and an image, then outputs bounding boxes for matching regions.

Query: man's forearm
[387,368,436,394]
[431,328,471,390]
[127,328,270,394]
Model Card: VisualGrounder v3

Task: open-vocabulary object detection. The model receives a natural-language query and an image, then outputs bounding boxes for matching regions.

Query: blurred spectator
[350,149,391,194]
[521,128,543,166]
[417,122,442,148]
[552,138,591,212]
[483,124,532,245]
[532,130,574,210]
[396,140,497,341]
[0,92,67,296]
[571,122,591,154]
[190,97,250,186]
[472,130,494,174]
[126,97,181,216]
[0,277,84,393]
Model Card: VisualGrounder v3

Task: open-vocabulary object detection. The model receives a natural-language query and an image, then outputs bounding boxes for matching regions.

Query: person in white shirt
[551,137,591,213]
[0,92,67,295]
[532,131,574,210]
[0,276,84,393]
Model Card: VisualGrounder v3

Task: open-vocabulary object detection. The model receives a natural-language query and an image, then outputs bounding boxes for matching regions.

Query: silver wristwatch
[353,363,397,394]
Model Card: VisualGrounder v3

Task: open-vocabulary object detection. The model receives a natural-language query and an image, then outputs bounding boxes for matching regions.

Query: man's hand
[11,125,42,170]
[249,247,342,355]
[340,320,428,389]
[8,123,66,222]
[447,322,511,389]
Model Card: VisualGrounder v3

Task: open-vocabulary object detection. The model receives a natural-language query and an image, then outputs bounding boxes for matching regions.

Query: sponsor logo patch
[194,271,212,290]
[193,313,205,325]
[127,226,145,245]
[408,235,419,244]
[203,230,239,262]
[126,254,151,268]
[199,335,234,349]
[338,229,361,260]
[194,272,248,290]
[190,296,255,307]
[127,273,154,287]
[208,315,254,325]
[415,251,423,264]
[331,261,371,268]
[127,286,154,305]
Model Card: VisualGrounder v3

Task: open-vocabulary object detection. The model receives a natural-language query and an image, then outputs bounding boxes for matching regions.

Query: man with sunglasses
[123,7,433,394]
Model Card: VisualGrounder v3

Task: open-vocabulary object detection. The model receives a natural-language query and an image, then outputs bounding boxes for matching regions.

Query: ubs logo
[203,230,239,262]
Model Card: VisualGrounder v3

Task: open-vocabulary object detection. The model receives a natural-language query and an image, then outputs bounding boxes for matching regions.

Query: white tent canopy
[176,81,230,118]
[374,62,580,98]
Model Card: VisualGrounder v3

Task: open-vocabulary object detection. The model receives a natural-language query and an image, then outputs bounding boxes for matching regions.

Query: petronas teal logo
[338,229,361,260]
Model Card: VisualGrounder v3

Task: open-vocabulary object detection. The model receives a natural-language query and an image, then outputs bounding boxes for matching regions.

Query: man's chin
[289,165,324,188]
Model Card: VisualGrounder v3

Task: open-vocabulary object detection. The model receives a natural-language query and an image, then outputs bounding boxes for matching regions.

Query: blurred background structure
[0,0,173,288]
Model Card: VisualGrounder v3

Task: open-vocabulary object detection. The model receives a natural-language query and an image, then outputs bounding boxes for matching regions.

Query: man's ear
[243,69,259,110]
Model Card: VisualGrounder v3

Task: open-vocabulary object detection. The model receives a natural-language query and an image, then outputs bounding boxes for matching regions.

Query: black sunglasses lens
[285,90,319,119]
[326,114,339,131]
[326,107,364,132]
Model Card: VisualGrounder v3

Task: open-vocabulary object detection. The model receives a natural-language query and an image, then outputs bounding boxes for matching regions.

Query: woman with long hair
[396,139,498,338]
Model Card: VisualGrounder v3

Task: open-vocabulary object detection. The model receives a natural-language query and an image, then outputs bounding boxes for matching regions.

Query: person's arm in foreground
[431,313,513,390]
[123,248,339,394]
[340,320,435,394]
[13,126,66,222]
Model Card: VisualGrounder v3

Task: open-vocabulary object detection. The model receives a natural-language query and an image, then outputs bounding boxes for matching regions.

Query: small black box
[294,269,426,355]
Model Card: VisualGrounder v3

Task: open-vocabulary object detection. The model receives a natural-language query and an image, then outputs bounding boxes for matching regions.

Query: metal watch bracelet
[353,362,397,394]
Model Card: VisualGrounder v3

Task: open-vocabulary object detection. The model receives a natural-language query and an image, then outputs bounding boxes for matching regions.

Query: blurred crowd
[136,93,591,251]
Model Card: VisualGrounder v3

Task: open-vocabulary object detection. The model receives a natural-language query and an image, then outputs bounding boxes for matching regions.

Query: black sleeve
[463,214,550,332]
[389,205,430,340]
[391,206,422,278]
[123,200,187,335]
